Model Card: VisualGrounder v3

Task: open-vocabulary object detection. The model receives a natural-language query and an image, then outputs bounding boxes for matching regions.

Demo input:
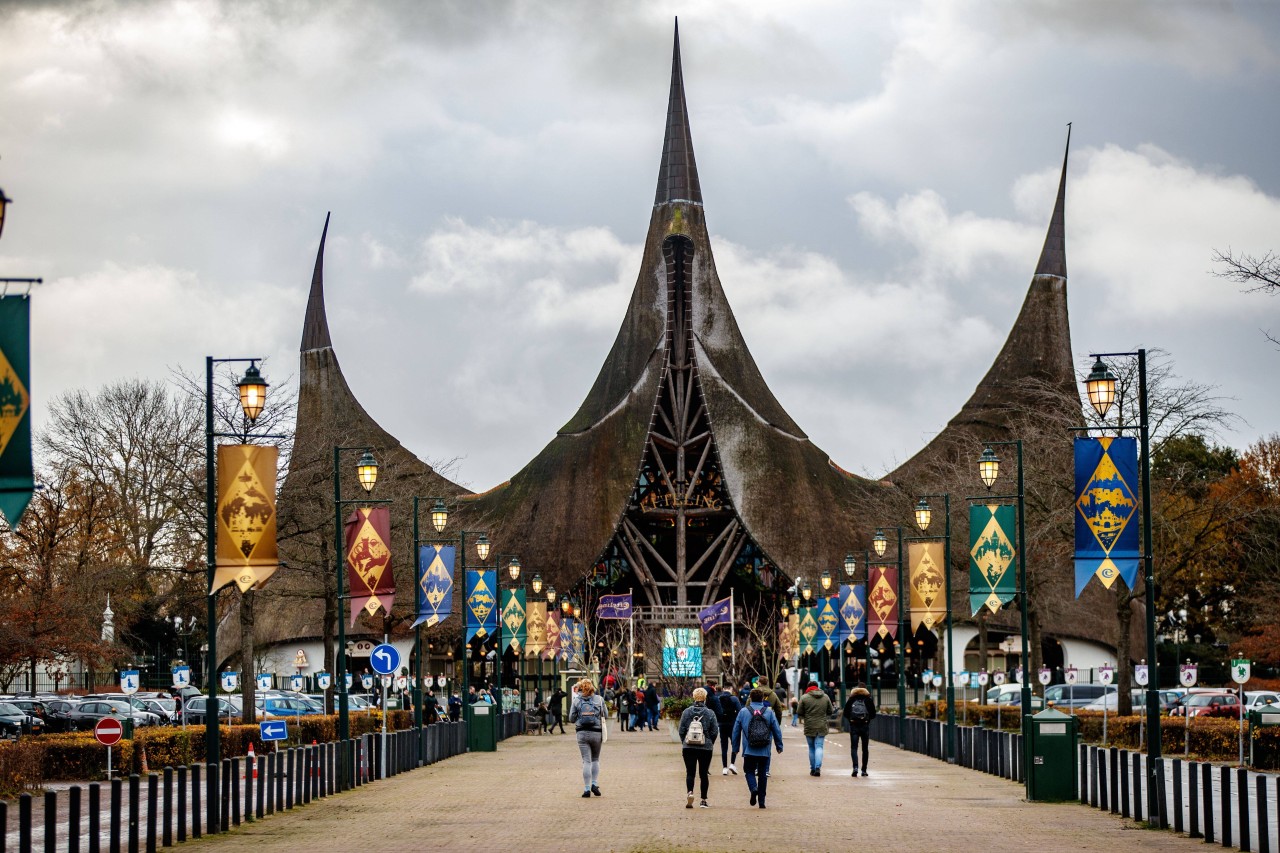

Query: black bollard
[1203,762,1215,843]
[128,774,139,853]
[228,758,239,827]
[70,786,82,853]
[1239,767,1250,853]
[109,778,122,853]
[89,782,101,853]
[220,759,231,832]
[146,774,158,853]
[284,749,294,810]
[19,793,31,853]
[294,748,304,806]
[162,768,172,848]
[1258,775,1270,853]
[43,790,57,853]
[175,768,186,844]
[189,765,200,840]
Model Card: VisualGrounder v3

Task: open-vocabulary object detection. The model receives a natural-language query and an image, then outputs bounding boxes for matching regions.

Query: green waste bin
[118,716,136,740]
[1027,708,1077,801]
[466,701,497,752]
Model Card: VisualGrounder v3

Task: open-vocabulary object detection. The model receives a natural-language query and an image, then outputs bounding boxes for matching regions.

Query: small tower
[101,595,115,643]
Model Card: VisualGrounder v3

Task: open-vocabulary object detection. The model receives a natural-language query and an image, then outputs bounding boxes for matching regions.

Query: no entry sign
[94,717,124,746]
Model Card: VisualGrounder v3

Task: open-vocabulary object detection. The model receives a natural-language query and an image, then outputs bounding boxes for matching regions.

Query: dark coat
[842,687,877,729]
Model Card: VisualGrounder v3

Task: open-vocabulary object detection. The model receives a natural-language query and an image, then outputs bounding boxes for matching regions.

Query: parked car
[1080,689,1182,713]
[1170,692,1239,718]
[256,696,320,718]
[183,696,243,725]
[1245,691,1280,709]
[0,702,43,737]
[7,698,51,726]
[42,698,83,733]
[63,699,160,731]
[985,685,1044,709]
[1044,684,1113,708]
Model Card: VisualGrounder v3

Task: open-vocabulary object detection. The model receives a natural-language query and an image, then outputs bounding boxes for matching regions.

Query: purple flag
[698,597,732,633]
[596,593,633,620]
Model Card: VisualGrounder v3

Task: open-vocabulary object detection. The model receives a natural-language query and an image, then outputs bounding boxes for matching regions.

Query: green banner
[970,504,1017,615]
[799,605,819,654]
[0,297,32,527]
[501,588,527,653]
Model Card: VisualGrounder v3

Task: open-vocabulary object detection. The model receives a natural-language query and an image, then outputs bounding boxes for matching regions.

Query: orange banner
[213,445,279,593]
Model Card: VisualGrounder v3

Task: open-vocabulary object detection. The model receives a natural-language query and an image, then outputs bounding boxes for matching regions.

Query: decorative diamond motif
[1076,437,1137,552]
[0,345,28,458]
[971,507,1015,614]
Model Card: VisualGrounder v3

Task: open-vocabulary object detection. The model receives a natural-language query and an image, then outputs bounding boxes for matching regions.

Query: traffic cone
[312,739,320,777]
[141,745,149,775]
[248,742,257,779]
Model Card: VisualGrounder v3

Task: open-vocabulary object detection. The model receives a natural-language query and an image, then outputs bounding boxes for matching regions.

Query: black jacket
[550,689,567,717]
[842,688,877,728]
[716,690,742,723]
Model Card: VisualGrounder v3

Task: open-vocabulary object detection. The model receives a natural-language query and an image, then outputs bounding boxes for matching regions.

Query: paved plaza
[185,722,1207,853]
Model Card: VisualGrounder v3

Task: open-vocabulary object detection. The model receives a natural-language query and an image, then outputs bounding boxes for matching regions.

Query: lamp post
[333,446,384,743]
[1084,349,1161,822]
[913,494,955,763]
[872,526,906,747]
[203,357,270,768]
[976,441,1030,791]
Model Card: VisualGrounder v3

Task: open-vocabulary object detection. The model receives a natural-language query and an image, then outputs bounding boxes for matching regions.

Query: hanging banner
[596,593,633,620]
[558,617,574,662]
[345,506,393,624]
[778,619,796,660]
[698,597,732,633]
[543,609,561,660]
[413,545,454,628]
[0,296,32,528]
[212,444,279,593]
[839,584,867,643]
[501,588,527,653]
[525,601,547,656]
[572,621,585,667]
[969,504,1017,615]
[867,564,899,640]
[464,569,497,643]
[1074,436,1140,596]
[816,597,839,651]
[908,541,946,632]
[798,606,819,655]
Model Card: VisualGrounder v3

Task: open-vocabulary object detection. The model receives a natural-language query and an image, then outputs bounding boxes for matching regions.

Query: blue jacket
[731,701,784,757]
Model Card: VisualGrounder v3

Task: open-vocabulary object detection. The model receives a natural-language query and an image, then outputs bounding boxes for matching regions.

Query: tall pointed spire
[301,212,332,352]
[655,19,703,206]
[1034,124,1070,279]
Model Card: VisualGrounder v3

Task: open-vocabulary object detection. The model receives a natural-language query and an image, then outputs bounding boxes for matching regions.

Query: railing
[869,715,1024,783]
[632,606,702,625]
[1,721,469,853]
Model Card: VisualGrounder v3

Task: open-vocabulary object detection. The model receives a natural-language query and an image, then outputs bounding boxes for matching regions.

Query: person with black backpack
[716,685,742,776]
[730,688,783,809]
[842,681,877,776]
[678,687,720,809]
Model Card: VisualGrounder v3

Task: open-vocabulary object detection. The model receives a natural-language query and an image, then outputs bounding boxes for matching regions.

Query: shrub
[661,698,692,720]
[0,739,46,796]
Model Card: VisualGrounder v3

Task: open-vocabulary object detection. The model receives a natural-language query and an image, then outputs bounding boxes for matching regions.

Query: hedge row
[1,710,422,794]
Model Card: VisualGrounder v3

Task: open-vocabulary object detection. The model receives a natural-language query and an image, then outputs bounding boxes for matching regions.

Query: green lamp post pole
[333,446,383,746]
[1085,350,1160,823]
[912,495,955,763]
[863,550,873,694]
[203,356,270,772]
[411,498,424,732]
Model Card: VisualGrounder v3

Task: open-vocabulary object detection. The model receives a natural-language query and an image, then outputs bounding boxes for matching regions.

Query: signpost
[95,717,123,779]
[370,643,400,780]
[1180,661,1198,757]
[993,670,1006,730]
[260,719,288,743]
[120,670,139,738]
[257,673,273,691]
[290,674,304,692]
[220,672,239,726]
[1134,662,1149,746]
[317,672,332,714]
[172,665,191,729]
[1233,658,1251,766]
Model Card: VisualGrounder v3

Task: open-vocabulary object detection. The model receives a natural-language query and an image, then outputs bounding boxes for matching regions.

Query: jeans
[719,723,737,767]
[851,726,870,771]
[647,707,659,729]
[743,754,769,804]
[806,735,825,770]
[682,748,712,798]
[576,729,602,789]
[629,712,639,730]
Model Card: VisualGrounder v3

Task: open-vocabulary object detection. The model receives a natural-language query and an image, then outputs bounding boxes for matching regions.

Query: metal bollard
[43,790,57,853]
[284,750,294,810]
[109,778,122,853]
[70,786,82,853]
[146,774,158,853]
[90,783,102,853]
[1222,765,1233,848]
[162,768,173,848]
[176,768,187,844]
[1203,762,1215,843]
[128,774,139,853]
[19,793,32,853]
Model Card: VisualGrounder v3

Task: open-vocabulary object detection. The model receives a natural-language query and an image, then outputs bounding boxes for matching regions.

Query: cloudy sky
[2,0,1278,490]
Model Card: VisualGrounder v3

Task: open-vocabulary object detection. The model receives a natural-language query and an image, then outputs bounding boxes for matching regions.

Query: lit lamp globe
[977,447,1000,490]
[531,573,543,595]
[236,362,268,423]
[430,499,449,533]
[914,498,932,533]
[545,585,556,605]
[475,533,491,562]
[356,451,378,493]
[801,580,812,602]
[508,556,521,581]
[843,553,856,579]
[819,571,832,592]
[872,529,888,558]
[1085,357,1118,419]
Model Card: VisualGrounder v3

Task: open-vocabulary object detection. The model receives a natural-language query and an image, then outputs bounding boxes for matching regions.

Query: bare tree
[1214,248,1280,346]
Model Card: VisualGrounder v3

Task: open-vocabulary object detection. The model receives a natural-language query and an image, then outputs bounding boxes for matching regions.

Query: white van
[984,684,1044,709]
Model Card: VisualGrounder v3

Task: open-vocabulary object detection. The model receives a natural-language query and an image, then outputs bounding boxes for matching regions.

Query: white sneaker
[721,767,730,775]
[728,764,738,775]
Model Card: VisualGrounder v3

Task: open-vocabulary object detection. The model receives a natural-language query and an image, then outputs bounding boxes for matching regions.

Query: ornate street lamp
[236,362,268,424]
[780,602,790,618]
[356,451,379,493]
[508,556,522,581]
[843,553,856,579]
[430,499,449,533]
[546,585,557,605]
[801,580,812,602]
[573,602,582,620]
[978,447,1001,489]
[820,571,832,592]
[790,592,800,611]
[914,498,932,532]
[872,529,888,558]
[475,533,491,562]
[531,573,543,595]
[561,598,572,616]
[1085,357,1118,418]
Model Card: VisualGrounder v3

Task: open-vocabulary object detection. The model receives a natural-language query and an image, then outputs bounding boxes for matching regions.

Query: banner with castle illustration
[543,608,561,660]
[839,584,866,643]
[525,601,547,656]
[346,507,393,624]
[969,504,1016,615]
[501,588,527,653]
[464,568,497,643]
[1074,436,1140,596]
[798,605,819,655]
[816,597,840,651]
[413,545,454,628]
[213,444,279,593]
[908,542,947,632]
[866,564,899,640]
[0,297,32,528]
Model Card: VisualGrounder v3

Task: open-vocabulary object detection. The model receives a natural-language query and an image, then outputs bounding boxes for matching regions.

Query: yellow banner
[525,601,547,656]
[908,541,947,633]
[213,445,279,593]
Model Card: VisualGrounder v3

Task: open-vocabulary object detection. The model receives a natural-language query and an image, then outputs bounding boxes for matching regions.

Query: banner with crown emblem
[464,569,497,643]
[908,542,946,632]
[212,444,279,593]
[867,564,899,639]
[345,506,393,624]
[543,608,561,660]
[839,584,867,642]
[501,588,527,653]
[798,606,819,655]
[0,297,33,528]
[525,601,547,656]
[558,617,574,662]
[969,504,1017,615]
[1074,436,1140,596]
[413,544,454,628]
[816,597,839,651]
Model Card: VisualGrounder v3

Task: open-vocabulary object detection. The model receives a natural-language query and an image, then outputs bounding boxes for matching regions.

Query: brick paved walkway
[187,723,1207,852]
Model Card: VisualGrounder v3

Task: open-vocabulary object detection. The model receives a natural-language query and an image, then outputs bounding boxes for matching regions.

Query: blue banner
[464,569,497,643]
[697,597,732,632]
[559,617,574,662]
[414,545,454,628]
[1074,436,1140,596]
[838,584,866,642]
[597,593,633,620]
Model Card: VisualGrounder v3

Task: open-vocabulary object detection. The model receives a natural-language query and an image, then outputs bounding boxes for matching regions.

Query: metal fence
[869,715,1025,783]
[0,714,526,853]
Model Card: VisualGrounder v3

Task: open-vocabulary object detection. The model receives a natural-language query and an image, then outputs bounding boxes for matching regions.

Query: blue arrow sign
[260,720,288,741]
[370,643,400,675]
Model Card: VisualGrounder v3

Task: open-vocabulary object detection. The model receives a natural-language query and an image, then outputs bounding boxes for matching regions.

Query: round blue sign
[370,643,400,675]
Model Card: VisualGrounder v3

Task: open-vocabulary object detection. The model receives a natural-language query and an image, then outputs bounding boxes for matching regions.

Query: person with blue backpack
[569,679,606,797]
[730,688,783,809]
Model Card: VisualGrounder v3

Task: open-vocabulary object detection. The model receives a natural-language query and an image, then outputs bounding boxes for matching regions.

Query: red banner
[345,507,393,625]
[866,564,899,640]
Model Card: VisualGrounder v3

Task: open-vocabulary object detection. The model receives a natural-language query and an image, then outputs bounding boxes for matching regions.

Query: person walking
[569,679,606,797]
[717,685,742,775]
[730,688,783,809]
[550,685,568,734]
[798,680,835,776]
[843,681,877,776]
[678,687,720,809]
[644,683,660,731]
[617,688,632,732]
